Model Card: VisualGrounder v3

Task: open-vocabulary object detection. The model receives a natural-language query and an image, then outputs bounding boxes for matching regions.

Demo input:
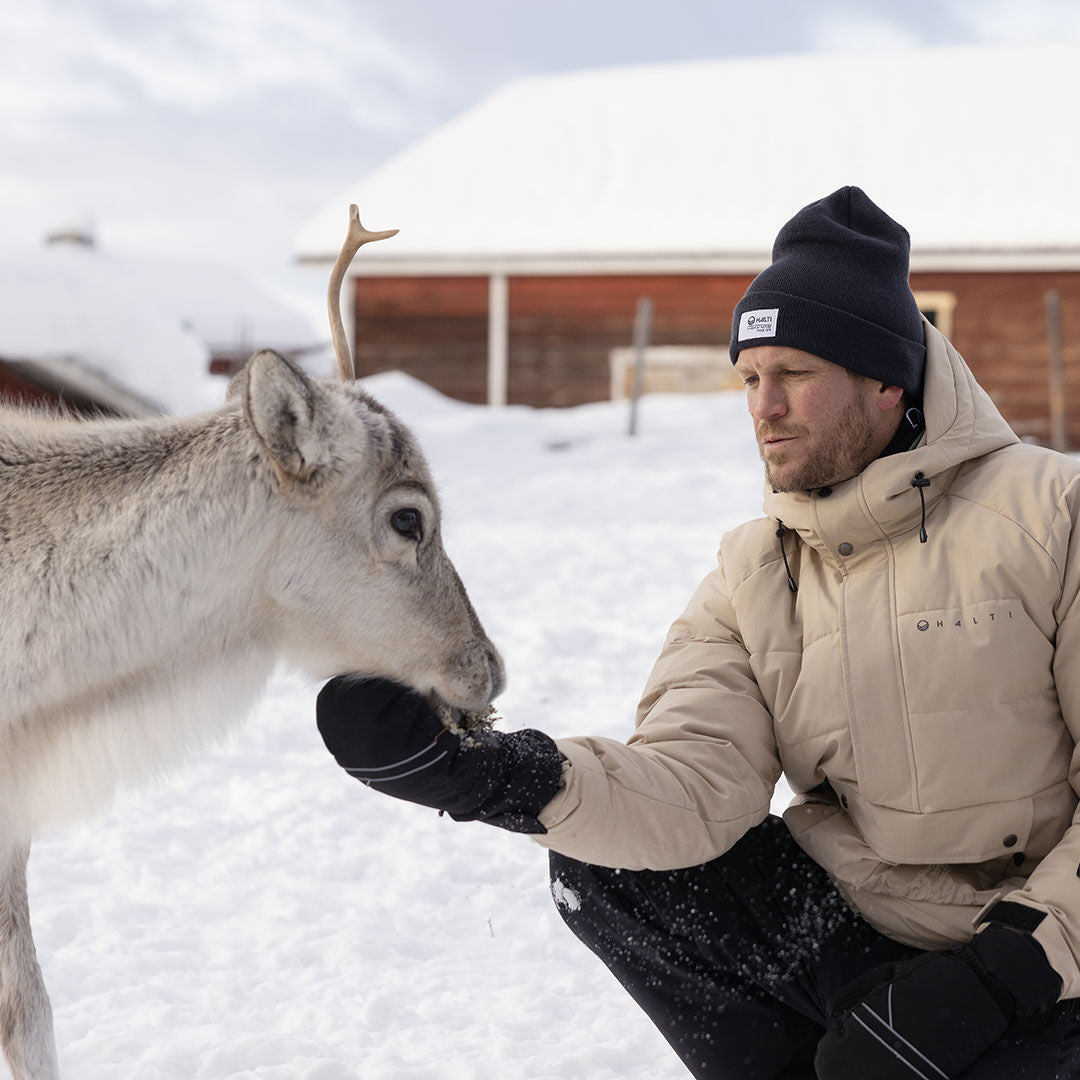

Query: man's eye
[390,508,423,542]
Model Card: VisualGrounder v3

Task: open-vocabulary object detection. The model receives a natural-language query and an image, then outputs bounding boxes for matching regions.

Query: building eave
[298,247,1080,278]
[0,355,166,417]
[298,250,773,276]
[908,249,1080,273]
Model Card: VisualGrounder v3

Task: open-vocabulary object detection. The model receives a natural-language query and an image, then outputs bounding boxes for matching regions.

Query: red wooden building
[297,44,1080,445]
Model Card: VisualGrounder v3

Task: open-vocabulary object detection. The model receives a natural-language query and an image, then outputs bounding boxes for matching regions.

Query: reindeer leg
[0,838,59,1080]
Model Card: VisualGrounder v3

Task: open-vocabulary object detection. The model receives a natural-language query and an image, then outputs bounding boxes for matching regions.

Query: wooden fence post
[487,272,508,407]
[628,297,653,436]
[1046,290,1066,453]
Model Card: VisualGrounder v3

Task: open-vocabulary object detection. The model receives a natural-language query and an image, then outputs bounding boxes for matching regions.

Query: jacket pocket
[897,598,1069,811]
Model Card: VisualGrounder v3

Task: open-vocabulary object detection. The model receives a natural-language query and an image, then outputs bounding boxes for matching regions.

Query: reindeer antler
[328,205,399,380]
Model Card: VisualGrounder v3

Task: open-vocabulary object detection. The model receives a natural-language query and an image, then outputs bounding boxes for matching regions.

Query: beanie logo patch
[738,308,779,341]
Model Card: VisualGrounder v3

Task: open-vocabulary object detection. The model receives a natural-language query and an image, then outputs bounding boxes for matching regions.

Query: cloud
[802,3,929,52]
[0,0,456,269]
[7,0,1078,282]
[0,6,122,126]
[799,0,1080,54]
[947,0,1080,42]
[0,0,433,124]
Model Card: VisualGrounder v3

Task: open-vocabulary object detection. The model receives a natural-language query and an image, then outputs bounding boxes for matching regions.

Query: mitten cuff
[971,923,1062,1021]
[451,728,564,834]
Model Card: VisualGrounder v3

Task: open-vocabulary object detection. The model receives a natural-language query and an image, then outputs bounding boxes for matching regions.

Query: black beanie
[729,186,927,395]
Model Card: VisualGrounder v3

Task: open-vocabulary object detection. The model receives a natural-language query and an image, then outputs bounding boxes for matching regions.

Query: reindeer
[0,208,504,1079]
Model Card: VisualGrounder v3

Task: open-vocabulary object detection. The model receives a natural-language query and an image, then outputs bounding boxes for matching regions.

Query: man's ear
[877,383,905,411]
[241,349,333,486]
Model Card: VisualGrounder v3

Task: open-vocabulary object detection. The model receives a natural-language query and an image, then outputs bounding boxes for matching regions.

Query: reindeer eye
[390,507,423,542]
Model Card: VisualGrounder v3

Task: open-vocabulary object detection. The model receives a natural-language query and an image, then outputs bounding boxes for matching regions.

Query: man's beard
[760,395,878,492]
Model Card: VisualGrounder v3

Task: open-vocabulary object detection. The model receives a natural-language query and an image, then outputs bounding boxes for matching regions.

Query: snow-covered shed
[296,42,1080,444]
[0,243,215,416]
[143,259,325,379]
[0,238,322,417]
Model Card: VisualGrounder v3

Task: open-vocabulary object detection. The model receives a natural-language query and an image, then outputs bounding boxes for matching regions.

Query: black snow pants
[548,816,1080,1079]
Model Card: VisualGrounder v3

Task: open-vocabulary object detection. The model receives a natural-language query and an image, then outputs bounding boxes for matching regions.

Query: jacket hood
[763,321,1020,547]
[908,318,1020,484]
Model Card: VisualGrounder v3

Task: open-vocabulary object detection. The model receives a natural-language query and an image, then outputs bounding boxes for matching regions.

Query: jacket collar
[762,321,1019,549]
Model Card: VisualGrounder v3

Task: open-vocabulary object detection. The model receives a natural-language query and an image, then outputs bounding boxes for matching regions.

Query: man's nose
[751,381,787,421]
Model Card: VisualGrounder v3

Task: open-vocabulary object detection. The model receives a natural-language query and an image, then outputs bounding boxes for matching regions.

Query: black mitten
[317,676,564,833]
[815,921,1061,1079]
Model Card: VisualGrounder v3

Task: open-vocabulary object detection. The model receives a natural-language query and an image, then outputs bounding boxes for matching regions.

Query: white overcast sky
[3,0,1080,291]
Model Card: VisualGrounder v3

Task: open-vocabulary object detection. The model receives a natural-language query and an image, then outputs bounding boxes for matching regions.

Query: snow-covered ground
[21,372,792,1080]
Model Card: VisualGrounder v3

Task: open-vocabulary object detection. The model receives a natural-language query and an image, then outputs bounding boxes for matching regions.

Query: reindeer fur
[0,349,503,1078]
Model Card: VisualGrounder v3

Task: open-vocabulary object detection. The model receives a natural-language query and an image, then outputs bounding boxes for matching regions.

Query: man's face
[734,346,903,492]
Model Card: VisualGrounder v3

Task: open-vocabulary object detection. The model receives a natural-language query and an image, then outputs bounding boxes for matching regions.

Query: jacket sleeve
[991,477,1080,998]
[534,549,782,869]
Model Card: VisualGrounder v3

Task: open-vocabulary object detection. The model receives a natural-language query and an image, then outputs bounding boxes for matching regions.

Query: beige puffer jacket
[538,322,1080,997]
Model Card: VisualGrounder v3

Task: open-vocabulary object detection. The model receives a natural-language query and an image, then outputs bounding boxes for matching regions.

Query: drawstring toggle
[911,472,930,543]
[776,520,799,594]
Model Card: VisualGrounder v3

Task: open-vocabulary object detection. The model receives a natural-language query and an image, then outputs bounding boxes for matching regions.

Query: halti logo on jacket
[738,308,779,340]
[916,609,1014,632]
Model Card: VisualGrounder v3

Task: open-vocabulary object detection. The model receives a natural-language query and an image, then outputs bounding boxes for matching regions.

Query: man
[316,188,1080,1078]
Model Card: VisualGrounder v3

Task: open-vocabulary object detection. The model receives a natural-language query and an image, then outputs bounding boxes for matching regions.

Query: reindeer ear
[242,350,331,484]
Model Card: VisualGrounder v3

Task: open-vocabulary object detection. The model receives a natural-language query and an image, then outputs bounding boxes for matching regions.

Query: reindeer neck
[0,407,284,724]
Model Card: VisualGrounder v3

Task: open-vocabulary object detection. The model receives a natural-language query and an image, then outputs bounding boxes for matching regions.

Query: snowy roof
[136,258,321,355]
[0,245,323,416]
[296,43,1080,272]
[0,245,215,415]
